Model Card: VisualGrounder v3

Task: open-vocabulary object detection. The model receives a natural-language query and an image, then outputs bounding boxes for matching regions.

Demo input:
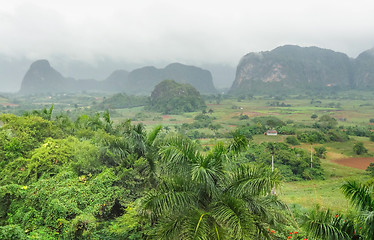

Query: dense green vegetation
[147,80,206,114]
[0,112,295,239]
[1,91,374,239]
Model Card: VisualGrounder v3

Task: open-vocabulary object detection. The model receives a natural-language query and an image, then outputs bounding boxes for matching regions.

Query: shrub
[239,114,249,120]
[0,225,27,239]
[297,131,328,144]
[326,130,349,142]
[353,142,368,155]
[285,136,300,145]
[314,146,327,159]
[370,134,374,142]
[366,162,374,176]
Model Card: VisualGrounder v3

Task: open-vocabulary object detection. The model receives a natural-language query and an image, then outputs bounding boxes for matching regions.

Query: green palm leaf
[211,195,255,240]
[341,180,374,211]
[140,178,197,221]
[225,164,281,198]
[304,208,350,240]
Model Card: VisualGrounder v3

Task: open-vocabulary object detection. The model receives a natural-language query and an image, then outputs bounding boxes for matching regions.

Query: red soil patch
[228,125,236,127]
[332,157,374,170]
[162,115,171,119]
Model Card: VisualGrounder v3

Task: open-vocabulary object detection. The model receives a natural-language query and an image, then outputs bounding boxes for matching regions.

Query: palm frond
[304,208,350,240]
[159,135,201,167]
[225,164,282,198]
[211,195,255,240]
[210,141,228,160]
[191,157,225,198]
[341,180,374,211]
[140,178,197,221]
[147,125,162,146]
[359,210,374,239]
[228,131,248,154]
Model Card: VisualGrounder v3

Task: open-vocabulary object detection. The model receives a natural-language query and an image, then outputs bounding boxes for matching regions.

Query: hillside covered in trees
[147,79,206,114]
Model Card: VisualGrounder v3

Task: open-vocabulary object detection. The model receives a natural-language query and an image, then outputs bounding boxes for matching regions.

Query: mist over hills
[18,60,217,95]
[0,57,234,93]
[230,45,374,94]
[3,45,374,95]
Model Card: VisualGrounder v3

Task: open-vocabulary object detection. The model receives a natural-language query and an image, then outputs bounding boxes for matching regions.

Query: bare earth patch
[332,157,374,170]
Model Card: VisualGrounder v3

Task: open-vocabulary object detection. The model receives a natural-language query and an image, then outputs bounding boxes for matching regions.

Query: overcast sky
[1,0,374,67]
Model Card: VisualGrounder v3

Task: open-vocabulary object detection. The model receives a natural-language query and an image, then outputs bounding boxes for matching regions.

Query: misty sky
[2,0,374,63]
[1,0,374,91]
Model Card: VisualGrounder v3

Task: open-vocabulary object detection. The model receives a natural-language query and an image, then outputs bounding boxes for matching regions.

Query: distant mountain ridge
[19,60,216,95]
[230,45,374,94]
[127,63,215,94]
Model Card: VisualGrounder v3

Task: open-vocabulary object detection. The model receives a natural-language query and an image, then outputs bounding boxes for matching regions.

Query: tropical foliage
[0,105,370,239]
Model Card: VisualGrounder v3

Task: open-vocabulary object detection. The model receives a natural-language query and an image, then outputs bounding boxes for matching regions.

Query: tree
[315,115,338,130]
[353,142,368,155]
[314,146,327,159]
[140,135,287,239]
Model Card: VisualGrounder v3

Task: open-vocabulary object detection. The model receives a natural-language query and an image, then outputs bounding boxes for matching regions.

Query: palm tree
[140,134,286,239]
[304,207,356,240]
[341,180,374,239]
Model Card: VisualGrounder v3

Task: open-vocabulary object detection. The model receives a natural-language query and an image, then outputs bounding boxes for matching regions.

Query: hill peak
[29,59,51,70]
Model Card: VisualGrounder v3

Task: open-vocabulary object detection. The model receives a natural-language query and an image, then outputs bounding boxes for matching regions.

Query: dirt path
[332,157,374,170]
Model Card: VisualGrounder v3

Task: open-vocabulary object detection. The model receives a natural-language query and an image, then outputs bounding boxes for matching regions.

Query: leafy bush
[326,130,349,142]
[314,114,338,130]
[252,116,286,128]
[366,162,374,176]
[278,126,296,135]
[353,142,368,155]
[0,224,27,239]
[370,134,374,142]
[345,126,371,137]
[297,131,328,143]
[285,136,300,145]
[314,146,327,159]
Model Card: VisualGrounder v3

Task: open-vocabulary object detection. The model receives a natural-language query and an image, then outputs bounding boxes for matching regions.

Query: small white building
[265,130,278,136]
